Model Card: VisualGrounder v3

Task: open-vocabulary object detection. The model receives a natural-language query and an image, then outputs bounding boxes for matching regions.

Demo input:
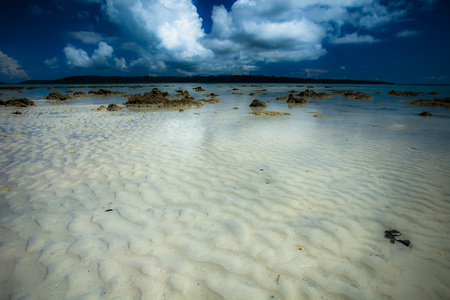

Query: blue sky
[0,0,449,83]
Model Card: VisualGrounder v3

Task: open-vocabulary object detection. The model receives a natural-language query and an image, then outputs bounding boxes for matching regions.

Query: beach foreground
[0,84,449,299]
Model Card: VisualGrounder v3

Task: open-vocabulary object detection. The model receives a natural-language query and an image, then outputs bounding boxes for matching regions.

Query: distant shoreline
[15,75,394,85]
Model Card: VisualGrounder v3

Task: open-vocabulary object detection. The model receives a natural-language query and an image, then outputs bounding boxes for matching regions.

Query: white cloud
[44,57,59,69]
[69,31,119,45]
[64,41,115,69]
[332,33,381,44]
[56,0,436,75]
[396,29,421,38]
[114,57,127,71]
[0,51,30,81]
[104,0,211,59]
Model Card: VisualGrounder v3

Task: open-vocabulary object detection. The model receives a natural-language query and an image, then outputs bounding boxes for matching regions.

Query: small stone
[418,111,432,117]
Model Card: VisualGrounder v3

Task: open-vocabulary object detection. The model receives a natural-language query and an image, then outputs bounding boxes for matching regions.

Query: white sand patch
[1,86,450,299]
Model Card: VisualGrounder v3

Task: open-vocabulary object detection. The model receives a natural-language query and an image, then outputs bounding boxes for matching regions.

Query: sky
[0,0,449,84]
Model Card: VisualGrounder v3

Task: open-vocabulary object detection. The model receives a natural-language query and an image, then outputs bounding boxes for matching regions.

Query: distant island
[19,75,394,85]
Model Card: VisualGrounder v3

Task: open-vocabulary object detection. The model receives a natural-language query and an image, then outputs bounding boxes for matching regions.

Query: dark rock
[249,111,291,117]
[193,86,205,92]
[418,111,432,117]
[343,92,373,100]
[296,89,332,99]
[5,97,35,107]
[107,104,123,111]
[46,92,73,101]
[0,100,5,106]
[249,99,267,108]
[124,88,203,110]
[287,94,307,104]
[405,97,450,109]
[388,90,422,97]
[73,91,88,97]
[88,89,124,96]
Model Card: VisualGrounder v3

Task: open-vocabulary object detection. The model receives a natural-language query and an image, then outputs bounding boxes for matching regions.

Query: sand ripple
[0,101,449,299]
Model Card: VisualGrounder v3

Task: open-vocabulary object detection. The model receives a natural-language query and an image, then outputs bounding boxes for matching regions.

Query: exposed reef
[388,90,422,97]
[405,97,450,109]
[46,92,73,101]
[3,97,35,107]
[124,88,204,110]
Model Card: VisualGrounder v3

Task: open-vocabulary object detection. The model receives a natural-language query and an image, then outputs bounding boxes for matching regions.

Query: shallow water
[0,84,449,299]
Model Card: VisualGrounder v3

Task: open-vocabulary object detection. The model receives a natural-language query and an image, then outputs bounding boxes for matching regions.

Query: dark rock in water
[388,90,422,97]
[204,92,220,98]
[296,89,332,100]
[418,111,432,117]
[107,104,122,111]
[5,97,35,107]
[344,92,373,100]
[287,94,307,104]
[88,89,124,97]
[406,97,450,109]
[249,111,291,117]
[46,92,73,101]
[193,86,205,92]
[384,229,410,247]
[11,110,22,114]
[95,105,107,111]
[73,91,88,97]
[0,100,5,106]
[249,99,267,108]
[125,87,203,110]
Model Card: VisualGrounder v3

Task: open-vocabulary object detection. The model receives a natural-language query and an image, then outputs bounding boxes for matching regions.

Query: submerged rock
[249,111,291,117]
[313,114,327,118]
[95,105,107,111]
[343,92,373,100]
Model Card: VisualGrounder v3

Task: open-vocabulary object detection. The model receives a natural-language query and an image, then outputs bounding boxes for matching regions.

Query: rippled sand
[0,85,449,299]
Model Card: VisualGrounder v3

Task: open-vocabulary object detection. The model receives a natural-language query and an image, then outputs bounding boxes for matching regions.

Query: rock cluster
[88,89,124,96]
[388,90,422,97]
[405,97,450,109]
[297,89,332,99]
[343,92,373,100]
[287,94,307,104]
[276,89,331,104]
[124,88,204,110]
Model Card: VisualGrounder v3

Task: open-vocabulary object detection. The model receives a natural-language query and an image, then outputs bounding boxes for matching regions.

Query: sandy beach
[1,84,449,299]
